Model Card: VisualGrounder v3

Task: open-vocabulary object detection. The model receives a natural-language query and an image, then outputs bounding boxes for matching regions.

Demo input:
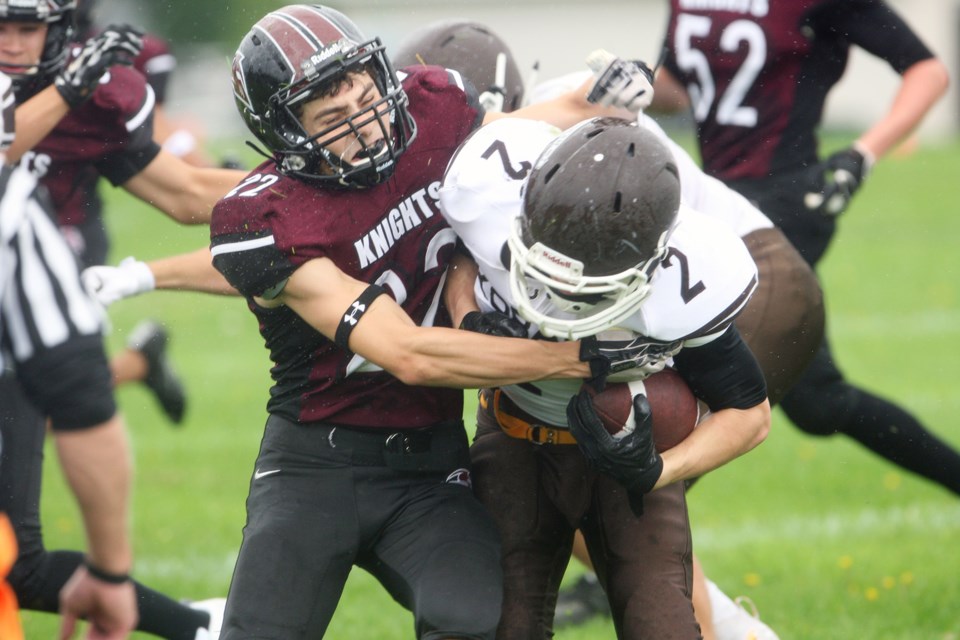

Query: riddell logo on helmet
[310,41,350,66]
[537,247,573,270]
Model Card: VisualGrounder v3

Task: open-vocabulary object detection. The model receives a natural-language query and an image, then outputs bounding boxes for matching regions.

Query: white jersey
[532,71,773,237]
[439,118,758,425]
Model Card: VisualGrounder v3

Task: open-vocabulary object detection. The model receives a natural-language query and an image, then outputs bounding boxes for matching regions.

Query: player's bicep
[275,259,407,343]
[122,150,192,217]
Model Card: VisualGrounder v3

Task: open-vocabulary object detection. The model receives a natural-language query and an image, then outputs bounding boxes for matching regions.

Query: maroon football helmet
[231,4,417,188]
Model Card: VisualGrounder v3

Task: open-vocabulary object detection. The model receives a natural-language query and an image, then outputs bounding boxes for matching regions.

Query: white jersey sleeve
[439,117,561,334]
[636,114,772,237]
[619,203,758,343]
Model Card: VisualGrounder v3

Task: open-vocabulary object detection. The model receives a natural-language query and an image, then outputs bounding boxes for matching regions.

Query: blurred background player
[0,68,222,640]
[2,0,246,425]
[653,0,960,511]
[74,0,227,168]
[392,18,527,114]
[644,2,957,638]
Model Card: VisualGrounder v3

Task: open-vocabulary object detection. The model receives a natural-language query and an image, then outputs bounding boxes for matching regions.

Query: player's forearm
[150,247,239,295]
[504,74,618,130]
[395,327,589,387]
[857,57,949,159]
[655,400,770,489]
[442,253,481,326]
[54,415,134,574]
[8,85,70,163]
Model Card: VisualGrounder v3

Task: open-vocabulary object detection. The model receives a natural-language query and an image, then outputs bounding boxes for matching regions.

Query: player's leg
[0,372,212,640]
[470,392,580,639]
[365,470,502,640]
[554,532,610,628]
[584,478,699,639]
[734,227,824,406]
[220,416,357,639]
[782,337,960,495]
[112,320,187,424]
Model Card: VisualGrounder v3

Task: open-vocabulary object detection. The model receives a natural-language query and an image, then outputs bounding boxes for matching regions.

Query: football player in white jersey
[439,115,771,639]
[532,58,822,640]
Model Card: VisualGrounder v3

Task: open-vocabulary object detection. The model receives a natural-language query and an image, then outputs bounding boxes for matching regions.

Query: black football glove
[567,389,663,516]
[55,24,144,108]
[803,146,872,217]
[579,335,682,391]
[459,310,529,338]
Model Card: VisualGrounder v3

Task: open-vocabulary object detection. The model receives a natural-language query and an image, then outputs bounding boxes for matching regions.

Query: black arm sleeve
[818,0,935,73]
[672,325,767,412]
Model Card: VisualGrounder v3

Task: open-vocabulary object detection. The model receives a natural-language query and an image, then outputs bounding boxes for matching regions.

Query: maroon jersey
[210,67,483,428]
[17,62,160,227]
[662,0,934,181]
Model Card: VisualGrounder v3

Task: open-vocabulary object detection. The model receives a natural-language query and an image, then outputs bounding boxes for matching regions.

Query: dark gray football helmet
[508,117,681,338]
[393,19,524,113]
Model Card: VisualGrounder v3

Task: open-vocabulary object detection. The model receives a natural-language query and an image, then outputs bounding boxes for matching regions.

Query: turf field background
[22,133,960,639]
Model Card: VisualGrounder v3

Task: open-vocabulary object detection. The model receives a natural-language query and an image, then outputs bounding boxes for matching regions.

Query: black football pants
[221,415,503,640]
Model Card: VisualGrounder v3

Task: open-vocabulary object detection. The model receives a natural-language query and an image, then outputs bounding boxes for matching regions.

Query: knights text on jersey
[17,63,160,227]
[662,0,935,180]
[439,118,758,425]
[209,66,482,427]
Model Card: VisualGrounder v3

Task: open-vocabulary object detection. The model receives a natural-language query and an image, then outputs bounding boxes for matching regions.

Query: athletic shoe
[190,597,226,640]
[128,320,187,424]
[707,579,780,640]
[554,572,611,628]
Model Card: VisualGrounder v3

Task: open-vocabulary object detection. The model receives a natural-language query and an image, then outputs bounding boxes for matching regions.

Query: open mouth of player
[353,139,387,163]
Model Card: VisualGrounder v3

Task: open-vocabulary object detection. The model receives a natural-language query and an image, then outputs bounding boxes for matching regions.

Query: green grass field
[22,133,960,639]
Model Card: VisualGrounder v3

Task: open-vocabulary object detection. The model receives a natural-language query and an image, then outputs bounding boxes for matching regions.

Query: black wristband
[84,559,131,584]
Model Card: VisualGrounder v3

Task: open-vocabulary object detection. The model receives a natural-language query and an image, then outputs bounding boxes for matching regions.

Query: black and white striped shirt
[0,164,103,372]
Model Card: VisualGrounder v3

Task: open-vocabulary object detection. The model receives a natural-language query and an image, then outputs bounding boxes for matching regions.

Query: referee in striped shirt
[0,42,222,637]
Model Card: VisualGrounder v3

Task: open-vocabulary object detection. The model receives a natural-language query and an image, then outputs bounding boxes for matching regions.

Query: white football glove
[81,256,155,307]
[585,49,655,113]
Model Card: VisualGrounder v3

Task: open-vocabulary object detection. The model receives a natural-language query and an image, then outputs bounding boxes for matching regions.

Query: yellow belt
[480,388,578,446]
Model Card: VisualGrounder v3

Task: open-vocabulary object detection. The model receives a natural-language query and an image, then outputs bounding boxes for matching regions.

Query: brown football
[582,367,700,452]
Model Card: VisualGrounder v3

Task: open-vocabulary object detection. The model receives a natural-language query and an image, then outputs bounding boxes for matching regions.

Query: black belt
[319,422,468,471]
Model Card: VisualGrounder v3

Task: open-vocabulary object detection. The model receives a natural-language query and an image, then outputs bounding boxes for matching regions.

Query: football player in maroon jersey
[3,0,248,426]
[207,6,668,638]
[75,0,222,169]
[80,5,663,638]
[653,2,956,638]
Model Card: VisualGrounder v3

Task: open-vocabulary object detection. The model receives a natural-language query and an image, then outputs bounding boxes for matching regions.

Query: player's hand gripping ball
[580,367,699,451]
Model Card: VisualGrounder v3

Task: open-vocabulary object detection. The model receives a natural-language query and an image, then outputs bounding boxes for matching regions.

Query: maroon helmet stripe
[255,5,352,87]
